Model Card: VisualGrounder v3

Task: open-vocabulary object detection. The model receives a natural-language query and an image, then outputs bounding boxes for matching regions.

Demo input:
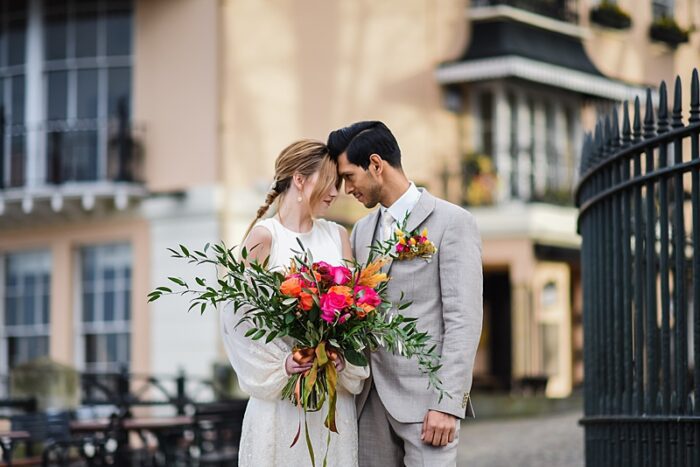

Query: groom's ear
[368,153,383,175]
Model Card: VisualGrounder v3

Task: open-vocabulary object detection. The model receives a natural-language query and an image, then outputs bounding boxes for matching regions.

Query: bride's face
[302,171,339,217]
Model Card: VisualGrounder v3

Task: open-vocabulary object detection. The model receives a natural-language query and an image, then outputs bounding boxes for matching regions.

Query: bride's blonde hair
[242,139,340,241]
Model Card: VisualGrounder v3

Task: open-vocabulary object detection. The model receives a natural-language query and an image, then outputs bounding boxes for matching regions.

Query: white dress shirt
[379,182,422,241]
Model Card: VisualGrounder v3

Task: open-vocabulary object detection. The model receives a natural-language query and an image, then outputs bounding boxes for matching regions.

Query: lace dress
[220,218,369,467]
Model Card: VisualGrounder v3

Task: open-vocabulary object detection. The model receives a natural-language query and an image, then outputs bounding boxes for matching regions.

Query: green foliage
[149,223,448,402]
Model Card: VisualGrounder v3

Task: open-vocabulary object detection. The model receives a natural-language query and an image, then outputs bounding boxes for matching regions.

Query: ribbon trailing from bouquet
[290,341,339,467]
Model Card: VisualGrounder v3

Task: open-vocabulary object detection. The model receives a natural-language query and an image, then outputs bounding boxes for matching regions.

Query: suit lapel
[385,189,436,275]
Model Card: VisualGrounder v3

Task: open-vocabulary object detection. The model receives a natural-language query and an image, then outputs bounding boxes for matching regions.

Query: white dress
[220,217,370,467]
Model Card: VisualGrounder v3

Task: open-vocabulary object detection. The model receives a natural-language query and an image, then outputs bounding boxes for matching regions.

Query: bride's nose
[329,184,338,198]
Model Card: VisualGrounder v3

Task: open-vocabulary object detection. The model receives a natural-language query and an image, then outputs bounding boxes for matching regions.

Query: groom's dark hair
[327,121,402,169]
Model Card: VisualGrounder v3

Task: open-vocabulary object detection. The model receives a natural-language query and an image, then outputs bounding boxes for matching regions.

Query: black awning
[455,19,603,77]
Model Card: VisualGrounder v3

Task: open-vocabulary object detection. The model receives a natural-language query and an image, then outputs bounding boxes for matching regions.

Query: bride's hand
[285,353,313,375]
[329,352,345,373]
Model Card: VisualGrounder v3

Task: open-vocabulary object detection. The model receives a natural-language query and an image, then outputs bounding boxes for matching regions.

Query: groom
[327,121,483,466]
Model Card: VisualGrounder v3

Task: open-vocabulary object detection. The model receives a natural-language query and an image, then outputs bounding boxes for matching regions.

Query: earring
[297,196,302,202]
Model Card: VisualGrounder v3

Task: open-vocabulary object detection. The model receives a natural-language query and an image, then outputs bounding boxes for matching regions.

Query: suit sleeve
[431,210,483,418]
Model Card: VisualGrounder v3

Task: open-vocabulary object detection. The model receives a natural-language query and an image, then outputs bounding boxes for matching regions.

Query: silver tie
[380,210,395,244]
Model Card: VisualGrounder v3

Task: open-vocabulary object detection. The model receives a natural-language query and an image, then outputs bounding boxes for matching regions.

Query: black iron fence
[0,368,244,466]
[576,70,700,466]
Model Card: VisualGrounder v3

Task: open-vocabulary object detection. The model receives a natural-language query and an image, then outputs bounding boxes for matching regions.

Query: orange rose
[356,303,376,318]
[280,277,302,297]
[299,290,315,311]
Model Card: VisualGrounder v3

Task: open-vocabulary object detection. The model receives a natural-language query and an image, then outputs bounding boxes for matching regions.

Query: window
[0,0,28,188]
[479,91,494,157]
[0,0,133,188]
[44,0,133,183]
[652,0,673,19]
[508,93,518,198]
[545,103,558,193]
[528,99,536,197]
[80,243,131,372]
[2,250,51,372]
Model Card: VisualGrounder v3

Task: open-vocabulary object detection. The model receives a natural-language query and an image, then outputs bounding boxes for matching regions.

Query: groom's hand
[421,410,456,447]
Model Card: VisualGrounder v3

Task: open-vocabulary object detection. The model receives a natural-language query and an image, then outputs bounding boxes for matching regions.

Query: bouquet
[148,226,444,466]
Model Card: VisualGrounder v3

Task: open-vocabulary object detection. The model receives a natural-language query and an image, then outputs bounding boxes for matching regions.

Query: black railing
[576,70,700,466]
[0,101,143,190]
[0,368,243,466]
[471,0,579,23]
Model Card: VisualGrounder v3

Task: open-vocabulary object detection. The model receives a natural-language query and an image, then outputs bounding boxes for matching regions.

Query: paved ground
[457,410,584,467]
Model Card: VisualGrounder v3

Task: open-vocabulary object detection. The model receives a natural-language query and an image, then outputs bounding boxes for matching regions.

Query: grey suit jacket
[351,189,482,423]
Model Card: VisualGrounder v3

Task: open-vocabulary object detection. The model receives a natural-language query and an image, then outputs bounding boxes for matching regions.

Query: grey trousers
[358,386,460,467]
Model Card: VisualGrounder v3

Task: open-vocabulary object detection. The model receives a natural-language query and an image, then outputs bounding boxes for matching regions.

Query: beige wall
[134,0,220,193]
[220,0,469,236]
[0,218,151,375]
[583,0,700,90]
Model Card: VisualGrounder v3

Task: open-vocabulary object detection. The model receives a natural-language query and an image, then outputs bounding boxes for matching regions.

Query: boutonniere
[392,219,437,262]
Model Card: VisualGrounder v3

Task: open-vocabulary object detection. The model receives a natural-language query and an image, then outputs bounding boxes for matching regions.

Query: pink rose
[331,266,352,285]
[320,292,349,323]
[354,285,381,308]
[338,313,351,324]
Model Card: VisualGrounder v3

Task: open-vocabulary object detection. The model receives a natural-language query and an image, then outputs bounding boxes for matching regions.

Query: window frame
[0,248,52,377]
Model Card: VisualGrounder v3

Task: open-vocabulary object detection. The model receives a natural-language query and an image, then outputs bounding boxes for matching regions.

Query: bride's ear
[292,172,305,192]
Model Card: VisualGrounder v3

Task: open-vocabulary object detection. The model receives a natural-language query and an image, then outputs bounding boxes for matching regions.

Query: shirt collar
[382,182,421,222]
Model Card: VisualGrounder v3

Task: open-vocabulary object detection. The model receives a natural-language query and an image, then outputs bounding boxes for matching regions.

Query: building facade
[1,0,698,398]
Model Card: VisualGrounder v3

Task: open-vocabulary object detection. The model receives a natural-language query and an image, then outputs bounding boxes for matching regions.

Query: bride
[219,140,370,466]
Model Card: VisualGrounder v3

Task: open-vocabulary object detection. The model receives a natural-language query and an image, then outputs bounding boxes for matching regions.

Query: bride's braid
[241,140,334,244]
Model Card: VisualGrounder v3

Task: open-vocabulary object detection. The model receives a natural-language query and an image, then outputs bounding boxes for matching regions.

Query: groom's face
[337,152,382,209]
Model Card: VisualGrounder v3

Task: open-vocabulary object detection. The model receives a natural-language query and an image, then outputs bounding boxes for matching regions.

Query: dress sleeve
[337,362,370,395]
[219,304,292,401]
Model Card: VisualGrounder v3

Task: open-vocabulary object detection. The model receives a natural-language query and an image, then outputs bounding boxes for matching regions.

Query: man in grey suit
[327,121,483,466]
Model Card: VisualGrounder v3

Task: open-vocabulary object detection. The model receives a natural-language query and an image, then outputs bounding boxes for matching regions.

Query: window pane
[8,15,26,66]
[77,69,98,119]
[47,71,68,120]
[106,333,118,363]
[45,3,68,61]
[121,333,130,366]
[5,296,16,326]
[108,68,130,119]
[8,337,19,367]
[9,134,24,187]
[103,267,115,321]
[479,92,493,157]
[22,275,35,326]
[75,9,98,58]
[69,130,98,180]
[122,268,131,321]
[106,8,132,56]
[83,291,94,322]
[85,333,98,365]
[11,75,24,124]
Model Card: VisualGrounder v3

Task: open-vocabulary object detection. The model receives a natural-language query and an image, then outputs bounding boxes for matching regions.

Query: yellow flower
[409,238,417,246]
[395,229,404,237]
[421,228,428,238]
[399,237,407,245]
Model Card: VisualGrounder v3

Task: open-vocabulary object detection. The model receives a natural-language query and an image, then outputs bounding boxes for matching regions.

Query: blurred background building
[0,0,698,399]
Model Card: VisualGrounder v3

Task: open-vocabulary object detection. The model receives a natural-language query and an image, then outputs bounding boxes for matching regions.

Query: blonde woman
[219,140,369,466]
